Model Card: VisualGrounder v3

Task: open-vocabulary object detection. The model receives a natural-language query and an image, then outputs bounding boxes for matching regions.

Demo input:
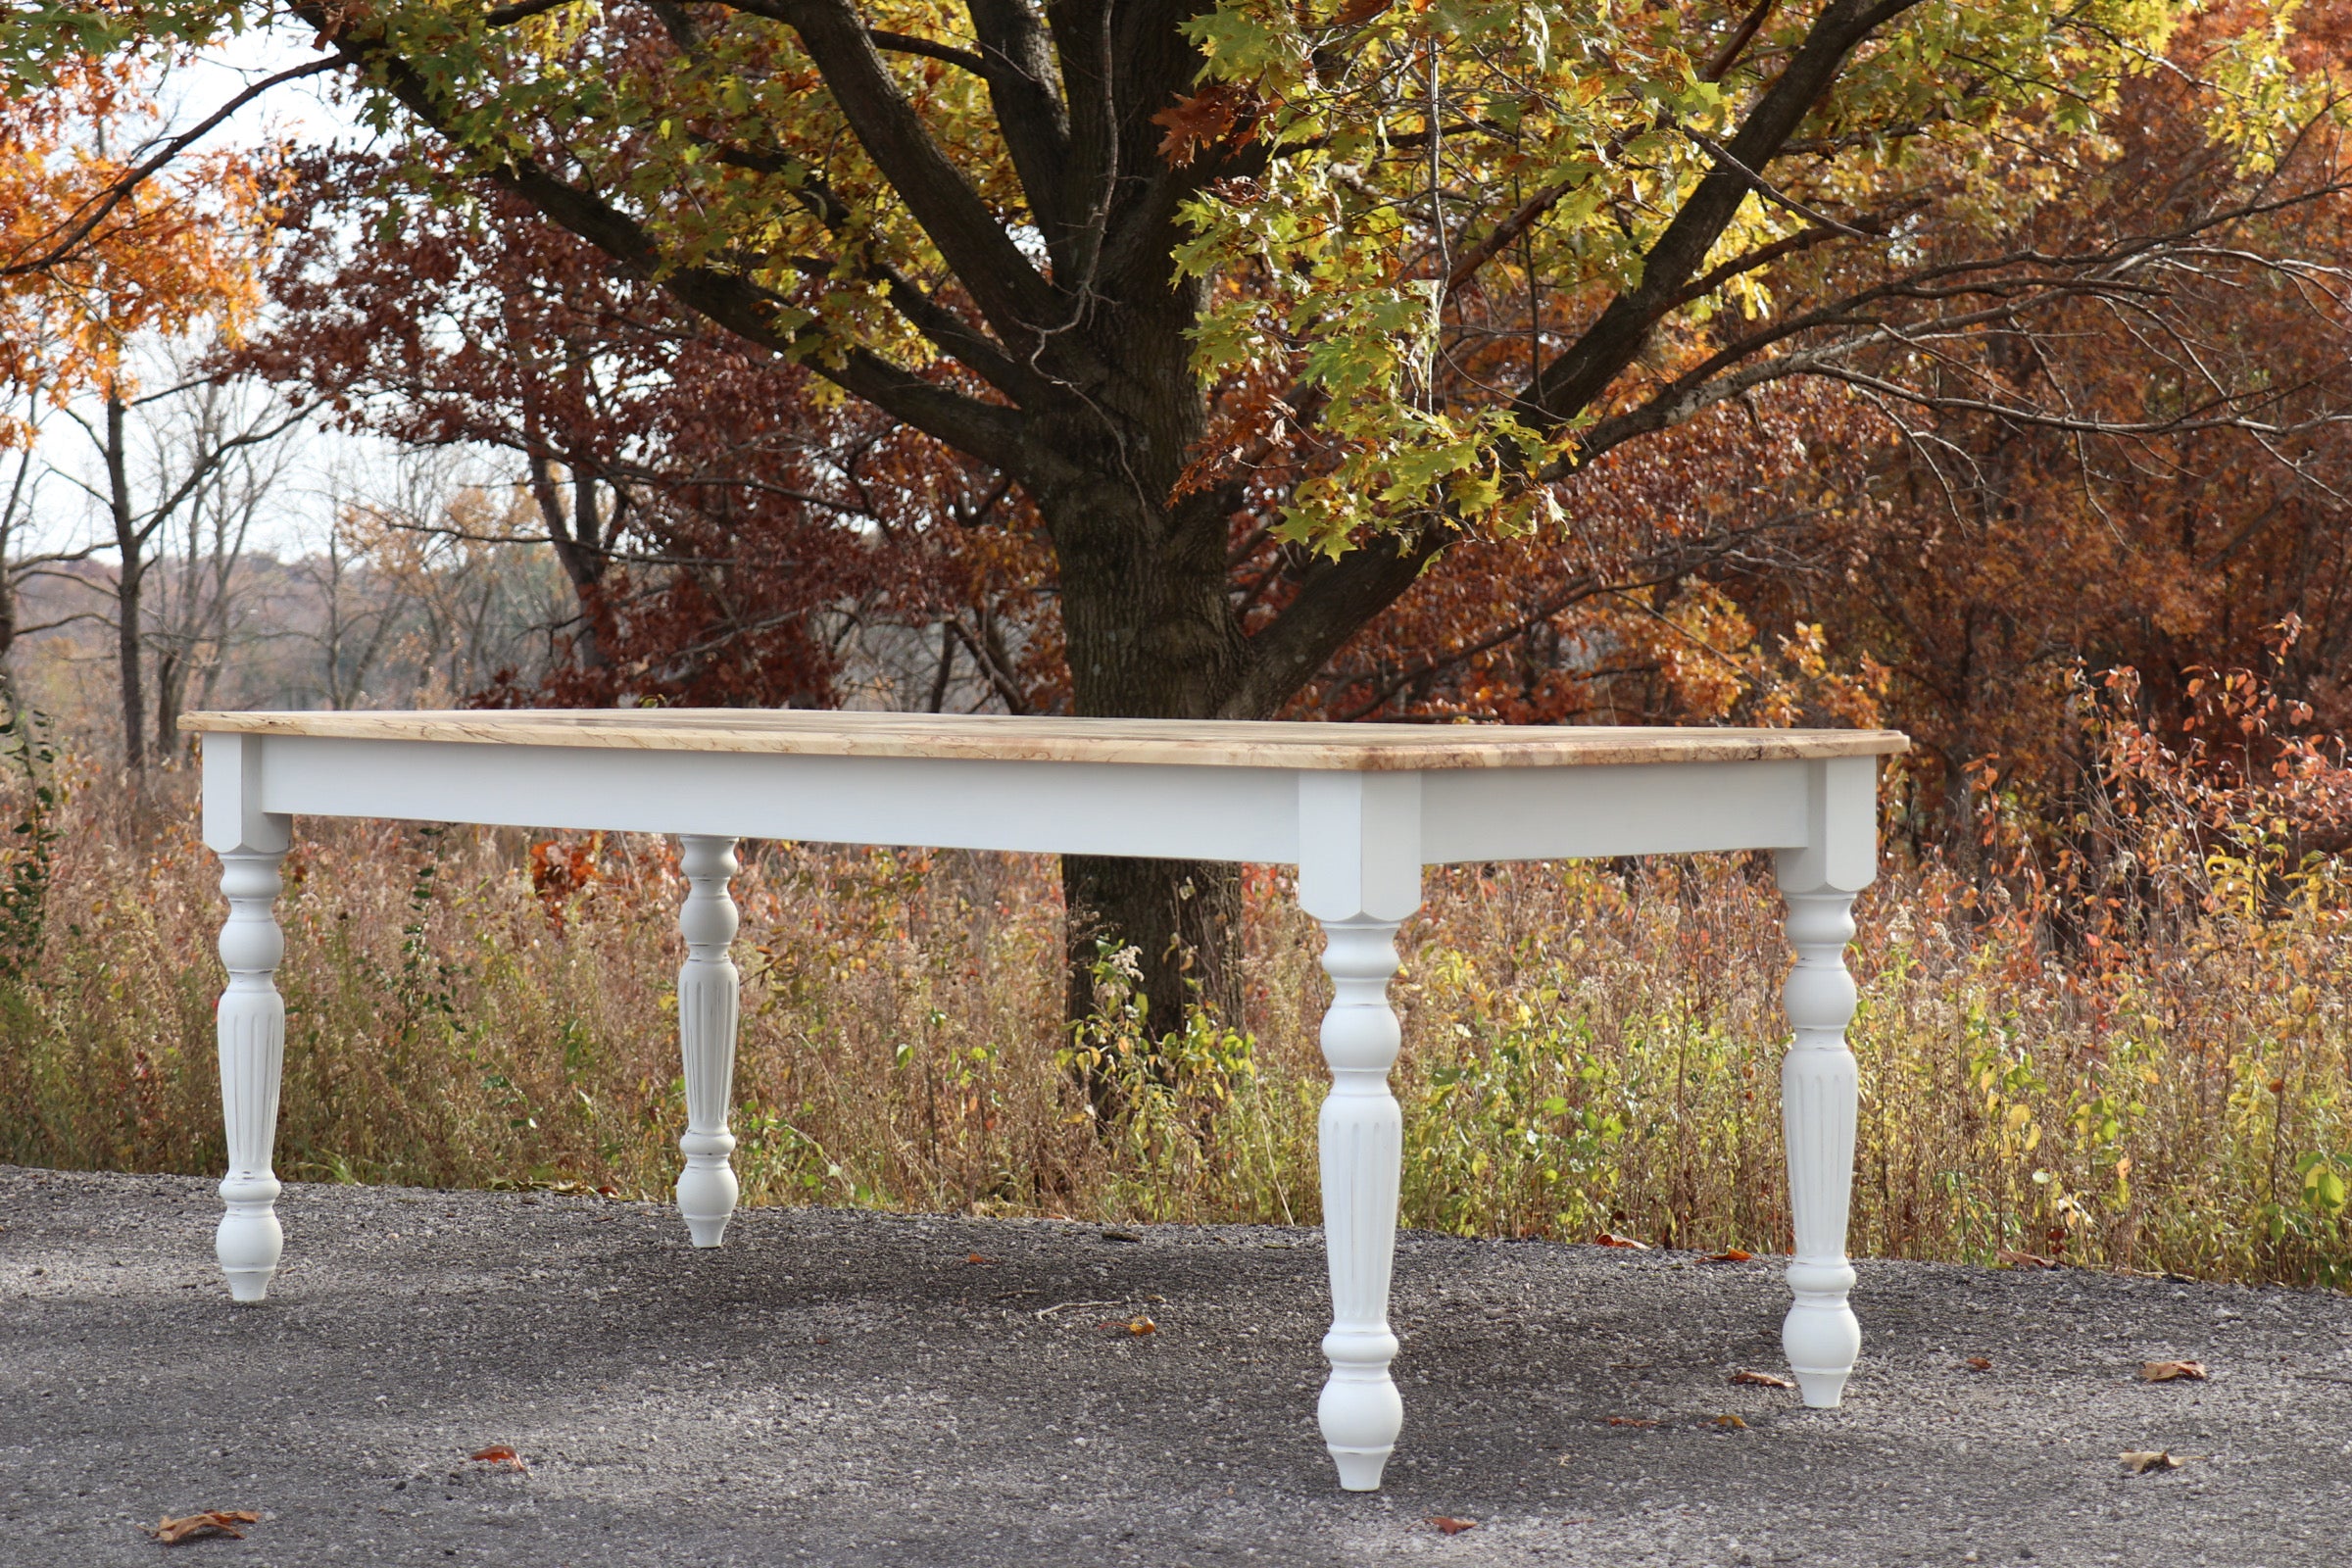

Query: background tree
[0,57,278,704]
[15,0,2345,1029]
[243,156,1058,712]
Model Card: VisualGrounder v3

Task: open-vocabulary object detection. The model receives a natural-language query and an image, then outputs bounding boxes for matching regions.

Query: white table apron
[190,713,1900,1493]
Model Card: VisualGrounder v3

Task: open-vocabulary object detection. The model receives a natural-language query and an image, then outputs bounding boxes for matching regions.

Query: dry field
[4,750,2348,1289]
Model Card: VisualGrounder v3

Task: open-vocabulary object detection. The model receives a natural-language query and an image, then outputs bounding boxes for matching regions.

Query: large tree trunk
[1026,351,1253,1044]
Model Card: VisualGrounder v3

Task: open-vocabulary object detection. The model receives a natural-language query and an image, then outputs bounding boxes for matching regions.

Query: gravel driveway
[3,1164,2348,1566]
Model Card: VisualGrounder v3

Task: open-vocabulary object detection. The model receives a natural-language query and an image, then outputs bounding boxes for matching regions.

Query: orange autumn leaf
[144,1511,259,1544]
[2139,1360,2208,1383]
[2121,1450,2185,1474]
[0,58,269,444]
[469,1446,528,1471]
[1428,1516,1478,1535]
[1151,82,1255,168]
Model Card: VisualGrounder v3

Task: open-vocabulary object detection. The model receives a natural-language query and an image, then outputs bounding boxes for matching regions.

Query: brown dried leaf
[1703,1249,1753,1263]
[964,1252,993,1266]
[1593,1233,1649,1250]
[2139,1360,2208,1383]
[1428,1516,1478,1535]
[469,1446,527,1472]
[1965,1356,1993,1372]
[1713,1413,1748,1430]
[1996,1248,2056,1270]
[145,1511,259,1544]
[1151,83,1253,168]
[1729,1370,1794,1388]
[2121,1449,2184,1474]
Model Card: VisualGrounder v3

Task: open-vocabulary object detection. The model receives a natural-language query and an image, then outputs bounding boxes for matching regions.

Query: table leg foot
[1319,1367,1402,1491]
[676,835,742,1249]
[677,1138,738,1249]
[217,1178,282,1303]
[1784,1268,1861,1407]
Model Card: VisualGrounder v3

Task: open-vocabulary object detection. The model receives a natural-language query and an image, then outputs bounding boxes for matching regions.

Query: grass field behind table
[4,760,2350,1290]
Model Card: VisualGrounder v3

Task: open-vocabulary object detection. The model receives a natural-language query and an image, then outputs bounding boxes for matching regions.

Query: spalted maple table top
[181,709,1909,772]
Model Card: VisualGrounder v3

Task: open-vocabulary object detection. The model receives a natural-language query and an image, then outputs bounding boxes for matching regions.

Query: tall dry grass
[2,723,2348,1287]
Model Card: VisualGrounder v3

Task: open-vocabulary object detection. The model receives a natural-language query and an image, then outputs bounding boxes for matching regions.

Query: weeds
[1,701,2348,1287]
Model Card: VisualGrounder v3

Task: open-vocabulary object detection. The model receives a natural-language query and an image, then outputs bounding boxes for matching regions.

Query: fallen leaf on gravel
[144,1511,258,1544]
[1730,1371,1793,1388]
[964,1252,993,1265]
[1996,1248,2056,1270]
[469,1446,527,1472]
[1703,1250,1753,1263]
[1603,1416,1657,1428]
[1593,1233,1649,1250]
[2140,1360,2208,1383]
[1428,1516,1478,1535]
[1713,1413,1748,1430]
[1965,1357,1993,1372]
[2121,1450,2184,1474]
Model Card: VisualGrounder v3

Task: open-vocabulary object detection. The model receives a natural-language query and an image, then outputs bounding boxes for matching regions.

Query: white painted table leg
[675,834,742,1247]
[1316,913,1407,1491]
[1298,772,1422,1491]
[1777,858,1862,1406]
[216,840,290,1302]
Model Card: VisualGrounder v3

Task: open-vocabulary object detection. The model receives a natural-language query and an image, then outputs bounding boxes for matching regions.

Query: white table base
[197,730,1879,1491]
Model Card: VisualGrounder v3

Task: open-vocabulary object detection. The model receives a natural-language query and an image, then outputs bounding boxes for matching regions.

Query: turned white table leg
[1298,772,1422,1492]
[216,838,291,1302]
[1774,756,1877,1406]
[1315,914,1408,1490]
[1777,873,1860,1405]
[675,834,742,1247]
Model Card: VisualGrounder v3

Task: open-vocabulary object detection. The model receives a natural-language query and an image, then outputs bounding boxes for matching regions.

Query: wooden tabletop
[182,709,1908,772]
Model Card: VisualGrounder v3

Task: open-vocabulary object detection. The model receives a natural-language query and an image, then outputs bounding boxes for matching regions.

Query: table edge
[179,710,1911,770]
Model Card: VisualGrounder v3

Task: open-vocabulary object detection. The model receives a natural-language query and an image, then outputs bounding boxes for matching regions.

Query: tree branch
[1220,523,1450,719]
[1514,0,1929,439]
[1,59,342,279]
[723,0,1066,352]
[320,35,1033,473]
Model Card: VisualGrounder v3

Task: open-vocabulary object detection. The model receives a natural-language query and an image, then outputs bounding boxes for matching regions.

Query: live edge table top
[181,709,1908,771]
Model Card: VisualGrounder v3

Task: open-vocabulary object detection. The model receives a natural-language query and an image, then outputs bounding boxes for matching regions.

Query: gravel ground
[3,1163,2350,1567]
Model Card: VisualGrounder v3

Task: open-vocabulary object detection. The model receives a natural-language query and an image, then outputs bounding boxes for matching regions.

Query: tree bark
[104,387,146,777]
[1022,272,1253,1042]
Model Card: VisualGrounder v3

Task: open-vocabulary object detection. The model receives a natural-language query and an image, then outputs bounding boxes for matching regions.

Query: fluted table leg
[1315,914,1407,1491]
[1298,771,1422,1492]
[675,834,742,1247]
[216,839,290,1302]
[1777,857,1863,1406]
